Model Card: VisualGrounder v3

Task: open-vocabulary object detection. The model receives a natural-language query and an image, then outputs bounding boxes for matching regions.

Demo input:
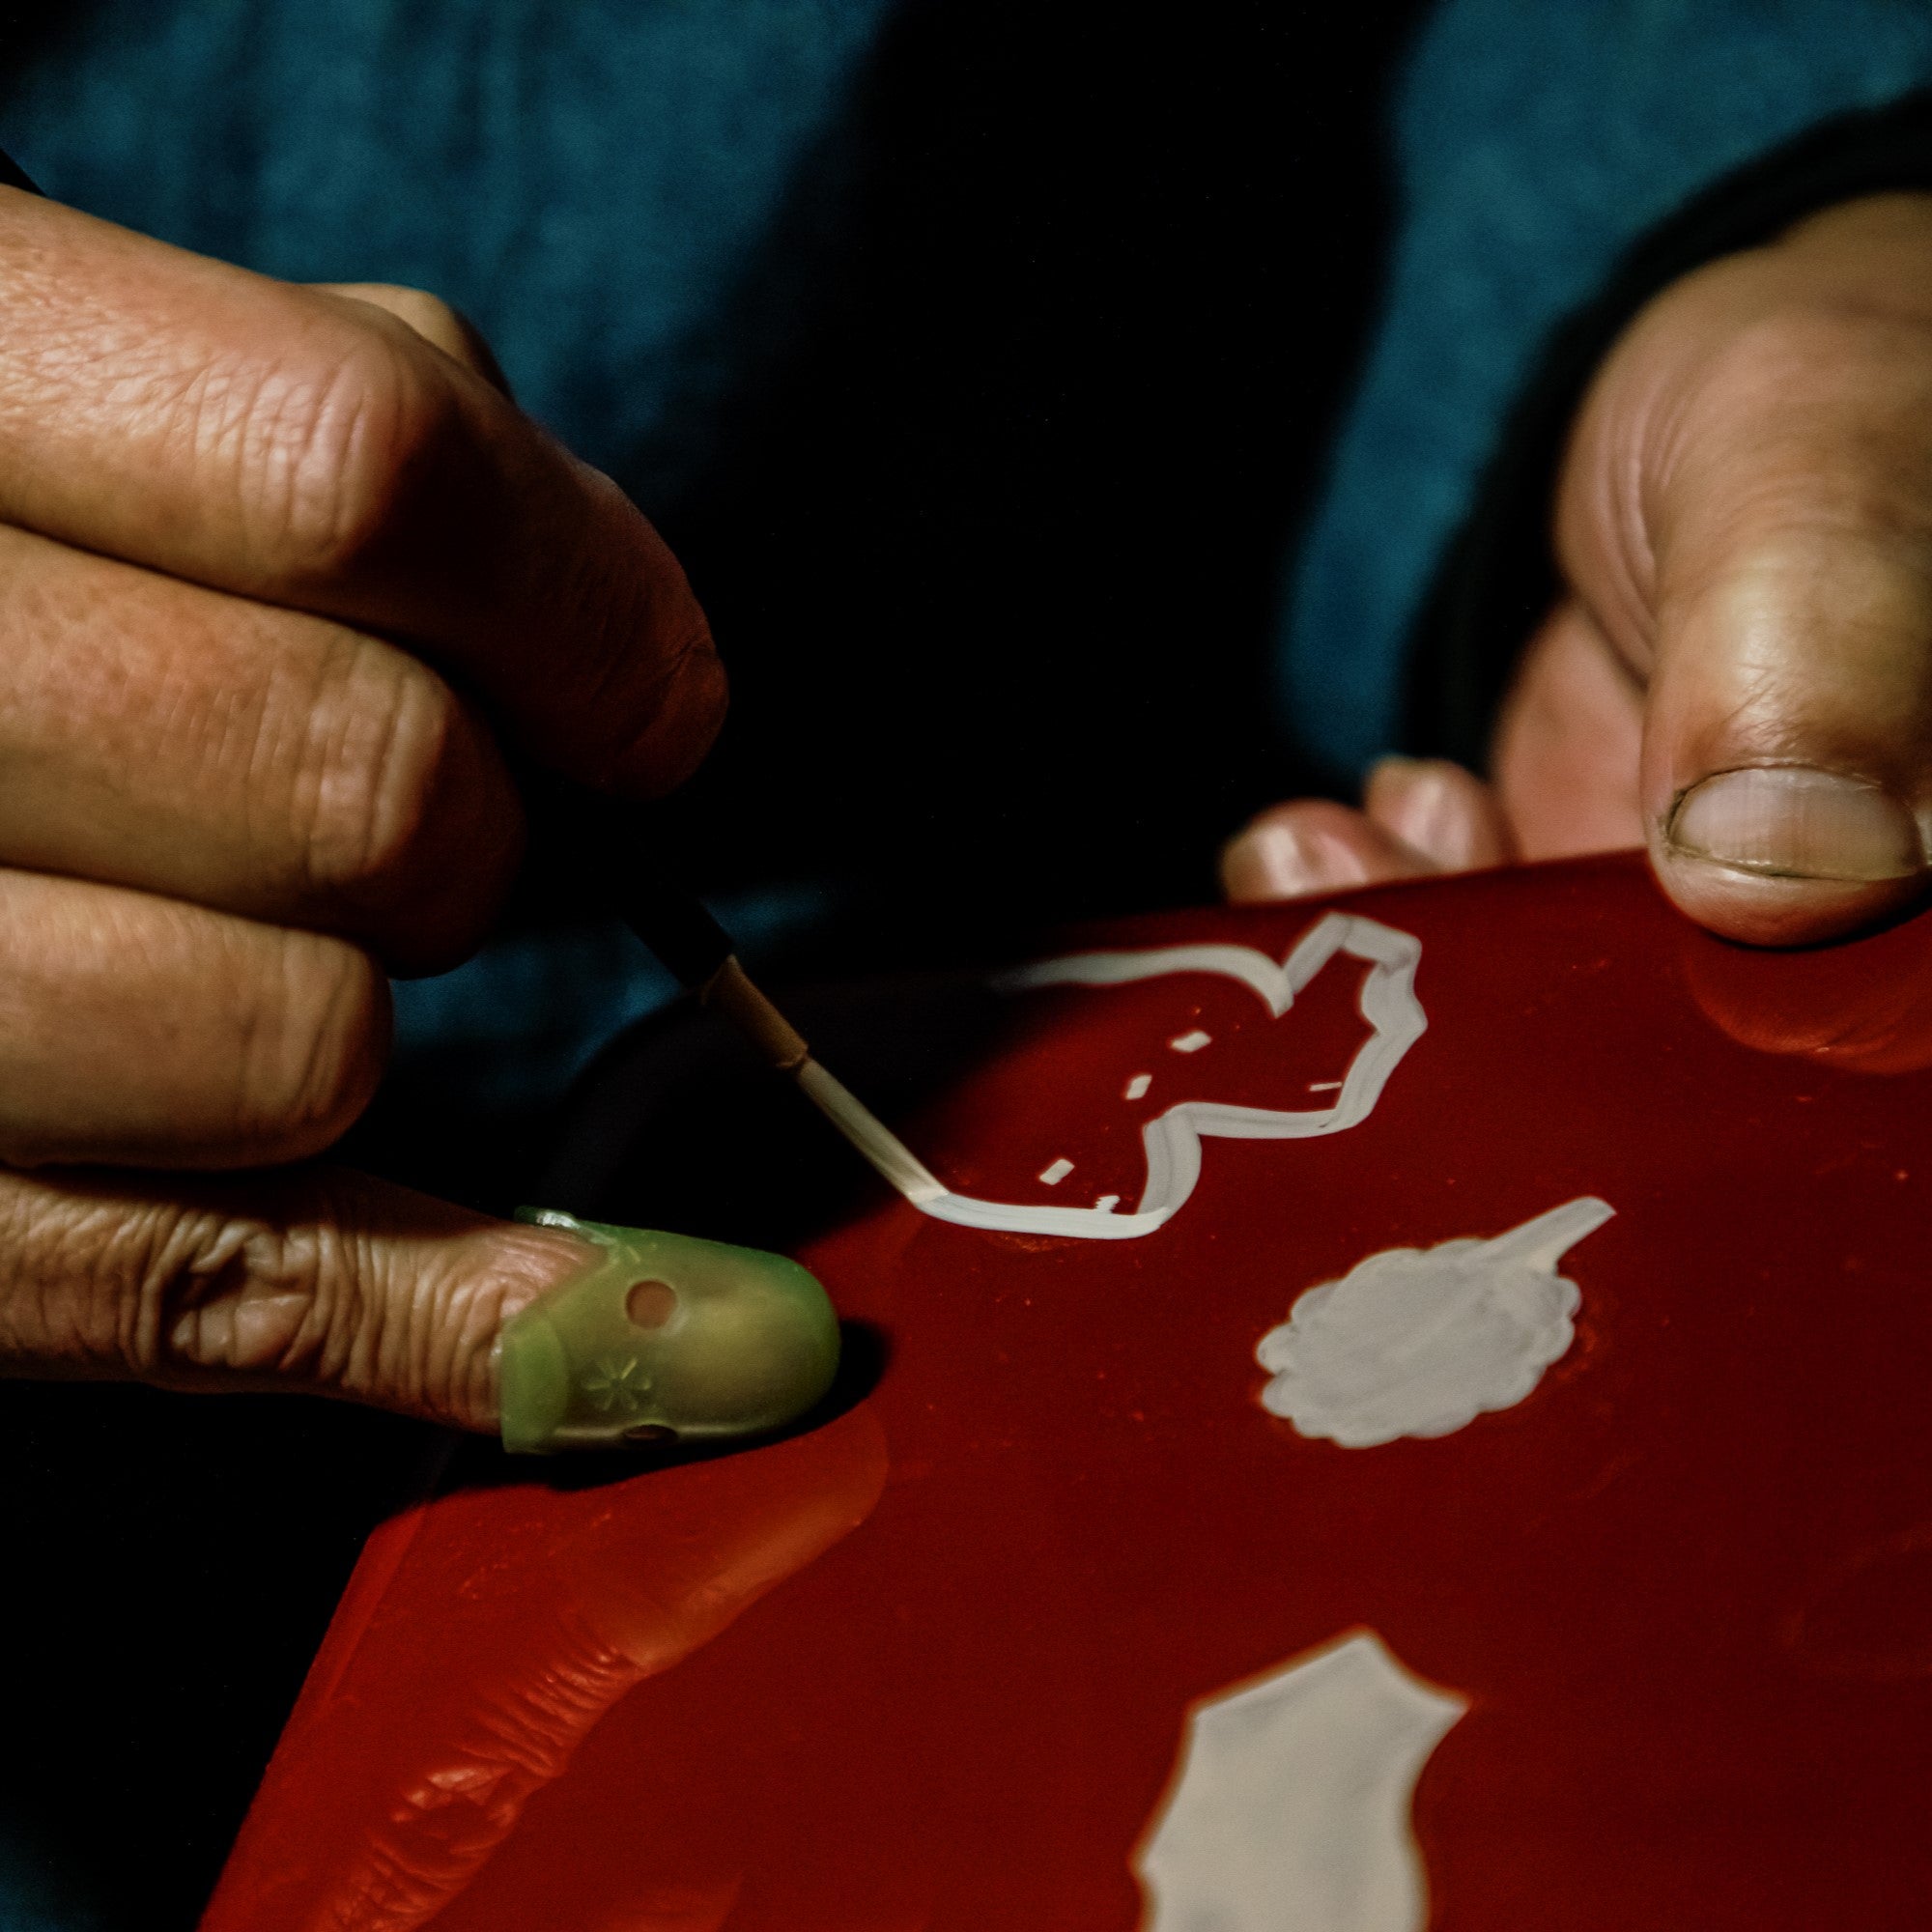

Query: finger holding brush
[0,158,846,1453]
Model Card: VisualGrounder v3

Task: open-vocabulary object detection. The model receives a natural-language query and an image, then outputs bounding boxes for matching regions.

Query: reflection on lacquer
[1682,901,1932,1075]
[199,1408,888,1932]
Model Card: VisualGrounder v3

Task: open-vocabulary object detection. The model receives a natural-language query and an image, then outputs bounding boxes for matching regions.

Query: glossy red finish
[207,854,1932,1929]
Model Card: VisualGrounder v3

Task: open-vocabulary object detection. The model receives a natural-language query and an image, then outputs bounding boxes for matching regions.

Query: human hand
[0,188,724,1427]
[1226,192,1932,948]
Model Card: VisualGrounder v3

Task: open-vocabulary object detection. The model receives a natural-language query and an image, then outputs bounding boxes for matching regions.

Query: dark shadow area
[0,1387,441,1928]
[511,0,1428,940]
[0,4,95,90]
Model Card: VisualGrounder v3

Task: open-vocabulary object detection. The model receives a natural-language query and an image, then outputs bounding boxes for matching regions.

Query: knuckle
[155,1207,350,1386]
[1705,309,1845,401]
[0,1178,327,1387]
[579,606,728,793]
[377,289,495,382]
[280,639,518,967]
[1663,305,1932,535]
[228,929,388,1159]
[371,285,467,346]
[248,327,460,583]
[618,620,728,789]
[162,1218,328,1381]
[319,282,499,381]
[0,1161,492,1417]
[294,645,471,909]
[1700,306,1932,429]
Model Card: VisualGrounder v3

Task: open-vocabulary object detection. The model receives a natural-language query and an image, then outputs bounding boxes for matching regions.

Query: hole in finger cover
[625,1279,678,1329]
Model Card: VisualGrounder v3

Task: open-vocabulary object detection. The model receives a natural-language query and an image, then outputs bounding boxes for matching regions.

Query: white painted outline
[903,913,1426,1240]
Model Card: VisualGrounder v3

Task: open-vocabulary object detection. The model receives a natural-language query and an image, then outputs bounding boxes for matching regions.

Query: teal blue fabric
[1282,0,1932,779]
[3,0,897,495]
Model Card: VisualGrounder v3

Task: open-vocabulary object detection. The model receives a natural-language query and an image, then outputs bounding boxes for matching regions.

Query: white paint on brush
[1169,1029,1212,1054]
[895,914,1426,1241]
[794,1058,948,1206]
[1124,1073,1152,1101]
[1037,1158,1074,1186]
[1136,1630,1465,1932]
[1257,1197,1615,1447]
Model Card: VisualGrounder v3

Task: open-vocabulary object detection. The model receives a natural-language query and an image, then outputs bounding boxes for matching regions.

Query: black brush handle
[527,778,736,990]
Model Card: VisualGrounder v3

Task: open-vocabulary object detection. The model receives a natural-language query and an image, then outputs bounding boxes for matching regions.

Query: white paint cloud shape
[1258,1197,1615,1447]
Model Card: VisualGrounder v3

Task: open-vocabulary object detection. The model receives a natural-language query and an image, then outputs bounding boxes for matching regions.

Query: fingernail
[1367,757,1467,867]
[1230,820,1371,898]
[1667,768,1922,883]
[497,1209,841,1455]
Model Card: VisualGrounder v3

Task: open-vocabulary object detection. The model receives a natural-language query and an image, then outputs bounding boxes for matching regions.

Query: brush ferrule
[700,955,811,1072]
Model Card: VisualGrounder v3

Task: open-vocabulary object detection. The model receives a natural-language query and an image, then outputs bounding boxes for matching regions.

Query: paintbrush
[538,781,946,1205]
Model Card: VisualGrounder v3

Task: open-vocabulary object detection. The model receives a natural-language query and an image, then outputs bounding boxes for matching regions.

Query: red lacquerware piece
[205,854,1932,1932]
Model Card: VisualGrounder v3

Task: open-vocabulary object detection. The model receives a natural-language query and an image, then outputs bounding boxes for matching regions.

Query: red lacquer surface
[205,855,1932,1929]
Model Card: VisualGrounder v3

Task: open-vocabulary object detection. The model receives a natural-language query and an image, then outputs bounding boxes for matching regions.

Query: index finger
[0,188,724,794]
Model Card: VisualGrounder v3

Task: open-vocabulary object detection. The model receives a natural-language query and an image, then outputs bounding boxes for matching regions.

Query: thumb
[0,1164,586,1431]
[1558,195,1932,945]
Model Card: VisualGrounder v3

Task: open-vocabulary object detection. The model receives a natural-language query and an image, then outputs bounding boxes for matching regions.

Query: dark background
[0,4,1427,1923]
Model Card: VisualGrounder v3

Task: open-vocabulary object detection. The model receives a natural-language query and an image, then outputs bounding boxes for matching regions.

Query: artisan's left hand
[1227,192,1932,947]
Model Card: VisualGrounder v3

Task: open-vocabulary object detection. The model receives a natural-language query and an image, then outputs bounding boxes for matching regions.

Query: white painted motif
[1136,1631,1466,1932]
[1258,1197,1614,1447]
[1038,1158,1074,1186]
[1170,1029,1212,1054]
[899,914,1427,1241]
[1125,1073,1153,1101]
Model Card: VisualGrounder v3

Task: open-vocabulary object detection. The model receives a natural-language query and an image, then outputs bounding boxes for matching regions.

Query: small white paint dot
[1094,1193,1121,1211]
[1038,1158,1074,1186]
[1169,1029,1211,1054]
[1124,1072,1151,1100]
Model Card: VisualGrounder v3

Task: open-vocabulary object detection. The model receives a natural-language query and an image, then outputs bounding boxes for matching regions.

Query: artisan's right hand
[0,188,725,1428]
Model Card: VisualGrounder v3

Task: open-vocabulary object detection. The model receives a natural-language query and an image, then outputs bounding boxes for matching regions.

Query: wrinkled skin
[0,190,724,1428]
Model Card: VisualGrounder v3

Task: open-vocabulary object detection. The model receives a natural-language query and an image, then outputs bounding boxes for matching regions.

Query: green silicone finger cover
[498,1209,842,1455]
